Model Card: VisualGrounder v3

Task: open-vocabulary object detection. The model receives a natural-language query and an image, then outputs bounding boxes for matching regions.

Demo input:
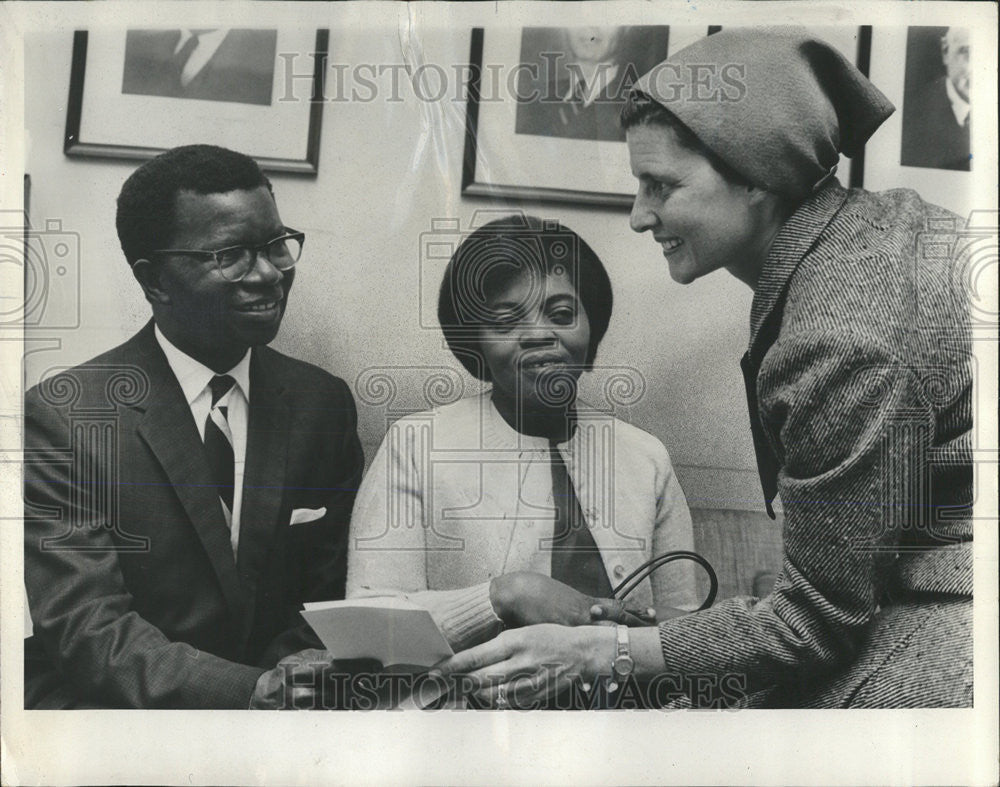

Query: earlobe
[132,259,170,305]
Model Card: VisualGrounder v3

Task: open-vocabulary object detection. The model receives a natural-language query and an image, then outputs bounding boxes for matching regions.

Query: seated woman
[346,215,698,653]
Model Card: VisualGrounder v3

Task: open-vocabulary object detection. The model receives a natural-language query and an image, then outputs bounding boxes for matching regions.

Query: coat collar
[479,391,604,457]
[748,183,848,356]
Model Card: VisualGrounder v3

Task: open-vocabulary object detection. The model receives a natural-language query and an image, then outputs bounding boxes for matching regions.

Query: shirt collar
[173,28,227,55]
[563,63,620,107]
[944,77,970,127]
[482,392,582,452]
[154,324,251,405]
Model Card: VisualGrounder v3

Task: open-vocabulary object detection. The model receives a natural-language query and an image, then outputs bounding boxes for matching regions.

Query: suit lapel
[133,325,245,622]
[236,349,289,604]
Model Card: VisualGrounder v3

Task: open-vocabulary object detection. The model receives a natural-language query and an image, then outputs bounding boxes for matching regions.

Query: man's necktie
[548,443,613,597]
[204,374,236,514]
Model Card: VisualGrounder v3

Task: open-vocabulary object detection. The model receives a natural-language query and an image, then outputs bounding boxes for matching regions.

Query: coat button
[613,565,625,578]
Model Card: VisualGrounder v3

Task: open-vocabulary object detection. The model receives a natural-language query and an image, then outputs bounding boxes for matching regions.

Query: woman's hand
[490,572,652,628]
[435,624,616,708]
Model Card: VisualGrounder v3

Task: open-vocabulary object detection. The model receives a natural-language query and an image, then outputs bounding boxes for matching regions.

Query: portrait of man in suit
[23,145,374,709]
[121,28,277,106]
[514,26,669,142]
[900,26,971,171]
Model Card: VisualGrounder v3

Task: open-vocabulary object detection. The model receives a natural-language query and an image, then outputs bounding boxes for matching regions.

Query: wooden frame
[858,24,974,217]
[462,26,710,209]
[462,26,875,207]
[64,29,328,176]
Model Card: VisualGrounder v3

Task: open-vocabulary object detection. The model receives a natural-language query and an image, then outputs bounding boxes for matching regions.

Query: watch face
[613,654,635,678]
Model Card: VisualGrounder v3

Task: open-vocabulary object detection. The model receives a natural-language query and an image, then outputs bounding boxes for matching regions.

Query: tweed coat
[23,322,365,708]
[656,183,973,707]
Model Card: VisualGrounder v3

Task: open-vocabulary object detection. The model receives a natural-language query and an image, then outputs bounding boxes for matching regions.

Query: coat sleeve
[346,420,502,652]
[23,386,264,709]
[654,331,932,694]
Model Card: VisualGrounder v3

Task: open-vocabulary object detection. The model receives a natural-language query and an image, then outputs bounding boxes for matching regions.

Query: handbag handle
[611,550,718,612]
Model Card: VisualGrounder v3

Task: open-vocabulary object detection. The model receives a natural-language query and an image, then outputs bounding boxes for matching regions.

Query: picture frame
[860,25,974,218]
[64,28,328,176]
[461,25,713,209]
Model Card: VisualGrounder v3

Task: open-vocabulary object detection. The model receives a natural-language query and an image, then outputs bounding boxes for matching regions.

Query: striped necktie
[204,374,236,514]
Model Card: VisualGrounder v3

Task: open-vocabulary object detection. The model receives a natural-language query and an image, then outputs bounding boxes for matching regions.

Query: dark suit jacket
[515,72,632,142]
[24,321,364,708]
[121,29,277,106]
[901,76,971,171]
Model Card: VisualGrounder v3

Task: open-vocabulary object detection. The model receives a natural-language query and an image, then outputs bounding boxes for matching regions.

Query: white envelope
[289,506,327,525]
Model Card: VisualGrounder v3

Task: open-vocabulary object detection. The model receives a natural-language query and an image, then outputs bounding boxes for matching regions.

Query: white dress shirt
[155,326,250,558]
[562,63,620,107]
[173,29,229,88]
[944,76,970,127]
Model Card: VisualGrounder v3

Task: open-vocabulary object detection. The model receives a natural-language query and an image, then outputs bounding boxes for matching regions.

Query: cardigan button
[613,564,625,578]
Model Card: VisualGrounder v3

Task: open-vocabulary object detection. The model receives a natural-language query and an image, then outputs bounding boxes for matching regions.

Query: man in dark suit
[121,29,277,106]
[24,145,372,708]
[900,27,971,171]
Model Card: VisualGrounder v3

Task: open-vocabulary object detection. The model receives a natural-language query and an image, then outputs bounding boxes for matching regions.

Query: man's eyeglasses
[149,229,305,282]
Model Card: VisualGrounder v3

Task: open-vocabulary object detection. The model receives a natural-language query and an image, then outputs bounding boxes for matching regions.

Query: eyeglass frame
[146,228,306,282]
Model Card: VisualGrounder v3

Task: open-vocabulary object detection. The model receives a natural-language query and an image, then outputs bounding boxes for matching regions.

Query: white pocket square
[289,507,327,525]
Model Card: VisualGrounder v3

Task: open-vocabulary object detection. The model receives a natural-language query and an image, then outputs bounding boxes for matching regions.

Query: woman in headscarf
[439,27,973,709]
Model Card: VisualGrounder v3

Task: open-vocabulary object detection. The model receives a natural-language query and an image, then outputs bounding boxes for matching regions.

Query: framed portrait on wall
[64,28,328,175]
[461,25,711,208]
[862,25,973,217]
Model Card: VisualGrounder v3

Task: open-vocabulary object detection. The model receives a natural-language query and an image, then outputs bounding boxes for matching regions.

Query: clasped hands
[489,571,667,628]
[251,573,681,709]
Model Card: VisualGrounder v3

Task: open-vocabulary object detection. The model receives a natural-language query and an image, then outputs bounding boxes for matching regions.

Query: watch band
[609,624,634,692]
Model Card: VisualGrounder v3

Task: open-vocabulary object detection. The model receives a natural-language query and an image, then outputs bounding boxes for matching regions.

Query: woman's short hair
[438,215,613,382]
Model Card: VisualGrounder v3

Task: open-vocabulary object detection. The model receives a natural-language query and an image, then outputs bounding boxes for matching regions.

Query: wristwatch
[609,624,634,692]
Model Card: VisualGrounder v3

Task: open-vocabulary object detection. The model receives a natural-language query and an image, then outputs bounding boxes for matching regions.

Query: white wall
[24,26,770,512]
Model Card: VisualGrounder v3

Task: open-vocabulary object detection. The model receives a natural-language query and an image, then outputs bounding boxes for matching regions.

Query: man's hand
[249,648,381,710]
[489,572,651,629]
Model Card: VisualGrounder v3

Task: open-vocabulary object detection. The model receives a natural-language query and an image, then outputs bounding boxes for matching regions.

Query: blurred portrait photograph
[900,26,971,171]
[122,28,278,106]
[514,26,670,142]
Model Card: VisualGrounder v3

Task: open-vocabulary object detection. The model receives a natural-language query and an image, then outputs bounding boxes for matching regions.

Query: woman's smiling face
[627,122,765,286]
[479,266,591,414]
